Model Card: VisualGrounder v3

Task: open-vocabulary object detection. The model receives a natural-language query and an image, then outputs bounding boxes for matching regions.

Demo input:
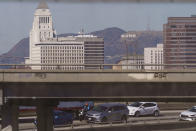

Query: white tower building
[144,44,163,70]
[28,1,56,69]
[25,1,104,70]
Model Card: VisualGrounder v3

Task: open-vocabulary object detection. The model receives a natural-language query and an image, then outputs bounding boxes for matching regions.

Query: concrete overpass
[2,69,196,100]
[1,68,196,131]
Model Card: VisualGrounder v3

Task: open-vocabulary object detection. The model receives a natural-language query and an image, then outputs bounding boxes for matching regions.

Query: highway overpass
[1,69,196,101]
[1,68,196,131]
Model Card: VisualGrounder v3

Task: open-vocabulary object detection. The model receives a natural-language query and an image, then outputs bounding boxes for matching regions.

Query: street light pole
[125,40,129,70]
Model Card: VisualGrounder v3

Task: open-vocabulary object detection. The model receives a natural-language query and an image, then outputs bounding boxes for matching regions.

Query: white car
[127,102,160,117]
[179,106,196,121]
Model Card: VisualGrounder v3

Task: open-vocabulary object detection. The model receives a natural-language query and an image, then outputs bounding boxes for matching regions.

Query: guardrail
[0,64,196,71]
[23,116,179,131]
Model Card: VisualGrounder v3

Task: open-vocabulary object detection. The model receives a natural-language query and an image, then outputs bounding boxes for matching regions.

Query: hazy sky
[0,2,196,54]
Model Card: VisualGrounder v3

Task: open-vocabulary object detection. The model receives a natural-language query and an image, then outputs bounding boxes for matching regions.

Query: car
[53,110,73,125]
[34,110,73,126]
[127,102,160,117]
[179,106,196,121]
[86,103,129,123]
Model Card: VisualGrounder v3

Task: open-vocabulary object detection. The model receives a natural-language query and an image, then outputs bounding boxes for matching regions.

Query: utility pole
[121,32,137,70]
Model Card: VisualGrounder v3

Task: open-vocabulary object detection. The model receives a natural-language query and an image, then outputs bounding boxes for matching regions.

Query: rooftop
[37,0,49,9]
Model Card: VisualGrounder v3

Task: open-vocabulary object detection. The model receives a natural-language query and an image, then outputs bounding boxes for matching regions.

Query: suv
[127,102,160,117]
[86,103,129,123]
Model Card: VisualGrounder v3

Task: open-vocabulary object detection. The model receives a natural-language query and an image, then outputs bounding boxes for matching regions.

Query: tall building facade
[75,35,104,69]
[164,16,196,69]
[144,44,163,70]
[25,1,104,70]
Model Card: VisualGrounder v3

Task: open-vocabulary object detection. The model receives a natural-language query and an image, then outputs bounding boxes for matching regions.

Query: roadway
[2,110,183,131]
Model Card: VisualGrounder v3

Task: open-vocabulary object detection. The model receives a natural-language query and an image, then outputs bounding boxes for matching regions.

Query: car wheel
[154,110,159,117]
[135,111,140,117]
[121,115,127,123]
[101,117,108,123]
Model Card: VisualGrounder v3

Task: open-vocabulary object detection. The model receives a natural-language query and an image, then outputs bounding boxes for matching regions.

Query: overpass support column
[36,103,53,131]
[1,102,19,131]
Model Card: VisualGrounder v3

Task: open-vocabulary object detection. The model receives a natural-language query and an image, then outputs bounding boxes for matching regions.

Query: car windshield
[189,107,196,112]
[129,102,143,107]
[92,105,107,112]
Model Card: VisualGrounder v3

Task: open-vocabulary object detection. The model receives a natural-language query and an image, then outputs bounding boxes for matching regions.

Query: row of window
[167,29,196,32]
[85,42,104,45]
[41,54,84,57]
[41,66,84,70]
[85,45,104,48]
[169,33,196,36]
[41,60,84,64]
[39,25,50,29]
[39,17,50,24]
[122,61,144,64]
[41,55,84,57]
[167,57,196,59]
[41,46,84,50]
[170,25,196,28]
[122,66,144,70]
[150,51,163,54]
[85,48,104,50]
[41,52,83,55]
[41,57,84,60]
[166,41,196,44]
[85,54,104,56]
[166,60,196,63]
[150,60,163,64]
[85,51,104,53]
[41,50,83,53]
[165,53,196,55]
[85,59,104,61]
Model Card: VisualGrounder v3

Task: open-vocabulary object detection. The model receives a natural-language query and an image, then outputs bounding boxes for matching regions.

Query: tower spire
[37,0,48,9]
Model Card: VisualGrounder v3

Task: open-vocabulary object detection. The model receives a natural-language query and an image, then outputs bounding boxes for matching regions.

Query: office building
[164,16,196,69]
[113,55,144,70]
[144,44,163,70]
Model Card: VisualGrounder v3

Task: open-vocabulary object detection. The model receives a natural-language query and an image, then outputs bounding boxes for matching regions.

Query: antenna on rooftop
[146,16,151,31]
[78,28,85,35]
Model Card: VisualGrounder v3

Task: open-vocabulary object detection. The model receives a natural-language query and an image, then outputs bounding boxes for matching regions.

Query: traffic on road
[2,102,196,131]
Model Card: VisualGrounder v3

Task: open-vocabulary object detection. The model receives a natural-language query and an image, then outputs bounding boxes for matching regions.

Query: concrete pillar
[36,104,53,131]
[1,102,19,131]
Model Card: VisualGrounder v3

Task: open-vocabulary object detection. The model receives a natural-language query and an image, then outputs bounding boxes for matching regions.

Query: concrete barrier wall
[70,121,196,131]
[2,125,12,131]
[1,71,196,82]
[4,82,196,97]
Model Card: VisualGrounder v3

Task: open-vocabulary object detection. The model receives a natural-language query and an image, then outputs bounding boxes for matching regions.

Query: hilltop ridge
[0,27,162,64]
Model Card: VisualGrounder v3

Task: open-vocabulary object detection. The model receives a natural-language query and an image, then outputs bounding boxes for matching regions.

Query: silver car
[179,106,196,121]
[127,102,160,117]
[86,103,129,123]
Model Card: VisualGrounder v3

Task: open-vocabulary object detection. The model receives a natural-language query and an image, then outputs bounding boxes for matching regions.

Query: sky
[0,2,196,54]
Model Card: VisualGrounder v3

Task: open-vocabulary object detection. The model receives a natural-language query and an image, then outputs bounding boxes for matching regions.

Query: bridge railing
[31,116,179,130]
[0,63,196,71]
